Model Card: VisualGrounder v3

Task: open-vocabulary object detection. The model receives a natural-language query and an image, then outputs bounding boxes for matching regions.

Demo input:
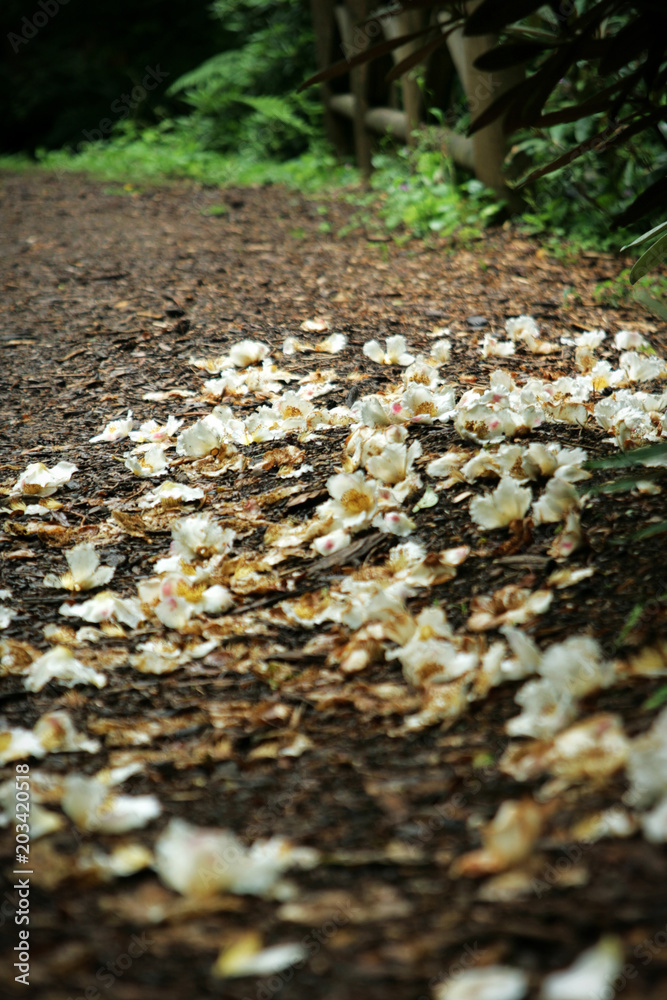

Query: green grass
[1,129,358,193]
[0,124,655,267]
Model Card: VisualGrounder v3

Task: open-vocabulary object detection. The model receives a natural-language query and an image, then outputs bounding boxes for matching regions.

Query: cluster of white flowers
[138,514,235,629]
[6,319,659,880]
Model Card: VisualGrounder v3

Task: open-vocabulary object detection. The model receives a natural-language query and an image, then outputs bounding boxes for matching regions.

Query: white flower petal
[470,478,532,529]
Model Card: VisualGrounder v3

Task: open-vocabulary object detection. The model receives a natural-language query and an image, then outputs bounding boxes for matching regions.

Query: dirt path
[0,170,666,1000]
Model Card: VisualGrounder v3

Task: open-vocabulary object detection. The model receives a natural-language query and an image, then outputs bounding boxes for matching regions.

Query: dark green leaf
[642,685,667,711]
[473,42,548,72]
[629,230,667,283]
[621,220,667,253]
[584,443,667,470]
[298,26,435,92]
[464,0,548,36]
[630,522,667,541]
[386,32,452,84]
[535,72,641,127]
[599,13,654,76]
[516,111,662,186]
[468,78,530,134]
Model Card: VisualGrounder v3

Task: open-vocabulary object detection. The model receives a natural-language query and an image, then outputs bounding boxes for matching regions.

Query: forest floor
[0,169,666,1000]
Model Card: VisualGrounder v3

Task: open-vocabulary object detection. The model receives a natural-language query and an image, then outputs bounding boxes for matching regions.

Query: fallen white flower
[532,479,580,524]
[429,338,452,363]
[462,444,524,483]
[12,461,78,497]
[0,710,100,764]
[481,335,515,358]
[171,514,235,562]
[614,329,648,351]
[539,937,623,1000]
[641,795,667,843]
[124,444,169,477]
[60,591,145,628]
[213,935,308,979]
[389,633,477,687]
[128,415,183,443]
[521,443,589,482]
[24,646,107,692]
[401,385,456,423]
[426,449,469,478]
[229,339,271,367]
[547,511,583,560]
[619,350,666,382]
[300,318,329,333]
[318,471,378,531]
[149,574,234,629]
[0,606,17,629]
[363,335,415,366]
[366,441,422,485]
[62,773,161,834]
[435,964,528,1000]
[506,315,540,341]
[129,638,217,675]
[138,481,205,508]
[561,329,606,348]
[372,510,417,536]
[43,542,115,591]
[90,410,133,443]
[312,529,351,555]
[451,798,543,878]
[506,678,577,738]
[625,707,667,808]
[316,332,347,353]
[154,817,318,897]
[176,418,222,457]
[470,478,532,529]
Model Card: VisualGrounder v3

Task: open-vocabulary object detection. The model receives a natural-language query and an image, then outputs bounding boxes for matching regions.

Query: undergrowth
[0,123,651,277]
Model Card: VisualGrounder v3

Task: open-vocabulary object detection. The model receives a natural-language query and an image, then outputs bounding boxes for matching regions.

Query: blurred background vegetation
[1,0,666,279]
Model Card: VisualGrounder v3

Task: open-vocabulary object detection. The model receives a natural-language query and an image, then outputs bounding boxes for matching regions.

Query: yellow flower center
[292,593,326,619]
[415,401,436,416]
[341,489,373,514]
[283,406,303,418]
[176,581,207,603]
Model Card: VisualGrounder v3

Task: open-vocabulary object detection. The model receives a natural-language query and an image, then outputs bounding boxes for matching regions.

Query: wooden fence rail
[307,0,519,201]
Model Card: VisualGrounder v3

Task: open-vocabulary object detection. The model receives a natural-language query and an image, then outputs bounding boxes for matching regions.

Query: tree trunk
[381,8,429,145]
[463,2,524,209]
[440,3,524,209]
[309,0,352,157]
[336,1,375,175]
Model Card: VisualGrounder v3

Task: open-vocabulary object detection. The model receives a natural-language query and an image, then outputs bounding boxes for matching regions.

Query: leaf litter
[0,173,666,998]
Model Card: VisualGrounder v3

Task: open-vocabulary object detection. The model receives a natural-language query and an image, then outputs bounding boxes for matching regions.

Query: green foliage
[622,222,667,283]
[5,127,357,193]
[167,0,321,160]
[585,443,667,471]
[584,442,667,508]
[506,91,667,251]
[642,685,667,711]
[343,139,504,241]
